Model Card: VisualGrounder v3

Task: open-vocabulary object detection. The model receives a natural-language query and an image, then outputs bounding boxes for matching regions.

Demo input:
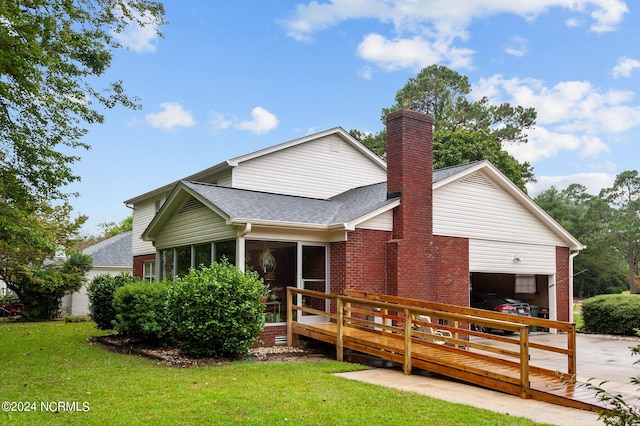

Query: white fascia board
[229,217,347,231]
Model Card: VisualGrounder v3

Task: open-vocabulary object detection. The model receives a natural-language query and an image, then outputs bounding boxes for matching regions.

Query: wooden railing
[287,287,577,399]
[343,289,577,376]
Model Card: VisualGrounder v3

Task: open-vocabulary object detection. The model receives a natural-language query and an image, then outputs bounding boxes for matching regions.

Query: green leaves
[166,262,265,358]
[352,64,537,188]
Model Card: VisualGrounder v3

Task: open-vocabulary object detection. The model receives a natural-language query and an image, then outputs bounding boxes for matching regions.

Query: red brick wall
[434,235,470,306]
[133,254,156,279]
[257,324,287,347]
[556,246,570,322]
[386,109,437,300]
[330,229,391,296]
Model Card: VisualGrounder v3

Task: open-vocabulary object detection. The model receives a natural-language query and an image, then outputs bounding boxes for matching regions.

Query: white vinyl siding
[433,171,566,247]
[132,201,158,256]
[469,239,556,274]
[231,135,386,199]
[357,210,393,231]
[216,170,232,187]
[154,204,236,250]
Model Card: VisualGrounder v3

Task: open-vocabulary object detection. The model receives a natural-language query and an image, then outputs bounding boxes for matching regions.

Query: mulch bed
[89,334,325,368]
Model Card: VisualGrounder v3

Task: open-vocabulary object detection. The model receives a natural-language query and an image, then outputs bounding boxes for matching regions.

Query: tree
[0,1,165,314]
[0,0,165,203]
[601,171,640,294]
[535,185,627,297]
[351,65,537,190]
[100,216,133,239]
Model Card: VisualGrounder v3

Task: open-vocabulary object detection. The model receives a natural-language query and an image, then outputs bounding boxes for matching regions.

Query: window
[158,240,237,279]
[515,275,536,298]
[143,261,156,282]
[175,246,191,277]
[194,243,212,270]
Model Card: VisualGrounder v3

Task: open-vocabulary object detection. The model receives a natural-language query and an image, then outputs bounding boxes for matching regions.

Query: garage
[469,239,558,322]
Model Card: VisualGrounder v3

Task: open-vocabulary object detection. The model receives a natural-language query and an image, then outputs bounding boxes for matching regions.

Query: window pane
[215,240,236,266]
[160,249,174,280]
[246,240,297,324]
[194,243,212,269]
[176,246,191,277]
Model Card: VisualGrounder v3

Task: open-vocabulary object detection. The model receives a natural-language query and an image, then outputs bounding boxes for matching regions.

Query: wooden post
[403,308,412,375]
[336,298,344,362]
[519,326,530,398]
[286,287,293,346]
[568,323,577,376]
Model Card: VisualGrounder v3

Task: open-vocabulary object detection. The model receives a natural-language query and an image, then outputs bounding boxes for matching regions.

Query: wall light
[513,255,523,262]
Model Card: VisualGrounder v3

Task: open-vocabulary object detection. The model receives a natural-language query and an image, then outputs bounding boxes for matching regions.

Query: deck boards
[292,321,623,412]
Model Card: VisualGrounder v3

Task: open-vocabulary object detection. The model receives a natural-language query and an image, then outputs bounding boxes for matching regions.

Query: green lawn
[0,321,543,425]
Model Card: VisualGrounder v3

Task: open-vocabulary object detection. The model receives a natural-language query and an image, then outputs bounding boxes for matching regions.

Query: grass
[0,322,543,425]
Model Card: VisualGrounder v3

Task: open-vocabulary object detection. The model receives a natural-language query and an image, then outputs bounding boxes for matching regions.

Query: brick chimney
[386,109,437,300]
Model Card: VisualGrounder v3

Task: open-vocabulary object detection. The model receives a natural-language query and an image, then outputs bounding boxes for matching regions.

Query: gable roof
[83,231,133,267]
[124,127,385,205]
[142,160,584,250]
[143,181,400,240]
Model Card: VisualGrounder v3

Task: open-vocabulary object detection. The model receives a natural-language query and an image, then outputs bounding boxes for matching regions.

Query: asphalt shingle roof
[181,161,482,227]
[83,231,132,267]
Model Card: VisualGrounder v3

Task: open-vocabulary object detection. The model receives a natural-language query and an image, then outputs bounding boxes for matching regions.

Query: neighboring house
[125,110,584,345]
[62,231,133,316]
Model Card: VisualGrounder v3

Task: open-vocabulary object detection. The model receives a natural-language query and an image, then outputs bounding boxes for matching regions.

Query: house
[126,110,584,345]
[62,231,133,316]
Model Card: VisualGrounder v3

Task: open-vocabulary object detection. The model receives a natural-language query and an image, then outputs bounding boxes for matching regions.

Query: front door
[297,243,328,323]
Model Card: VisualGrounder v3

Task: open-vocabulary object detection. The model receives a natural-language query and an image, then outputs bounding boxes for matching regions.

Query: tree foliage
[0,0,166,202]
[0,1,165,315]
[534,181,632,297]
[350,65,537,190]
[601,171,640,294]
[4,251,93,320]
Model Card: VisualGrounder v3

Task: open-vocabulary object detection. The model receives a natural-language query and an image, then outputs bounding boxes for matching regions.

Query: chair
[413,315,452,345]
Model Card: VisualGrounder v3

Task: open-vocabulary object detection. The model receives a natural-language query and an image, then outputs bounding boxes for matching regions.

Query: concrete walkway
[334,333,640,426]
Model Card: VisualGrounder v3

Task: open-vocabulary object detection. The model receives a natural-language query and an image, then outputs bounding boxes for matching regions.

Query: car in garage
[470,292,531,334]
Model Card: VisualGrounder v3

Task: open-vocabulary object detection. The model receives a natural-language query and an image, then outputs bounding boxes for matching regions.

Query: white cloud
[502,35,527,57]
[357,33,474,71]
[111,7,161,53]
[476,74,640,165]
[283,0,629,69]
[145,102,196,130]
[208,113,233,133]
[612,57,640,78]
[527,172,615,196]
[235,107,279,134]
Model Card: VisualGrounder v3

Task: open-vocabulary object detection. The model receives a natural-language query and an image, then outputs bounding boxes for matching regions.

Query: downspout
[569,250,579,324]
[237,223,252,271]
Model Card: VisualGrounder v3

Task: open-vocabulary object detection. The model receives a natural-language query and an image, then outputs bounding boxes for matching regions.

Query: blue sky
[70,0,640,234]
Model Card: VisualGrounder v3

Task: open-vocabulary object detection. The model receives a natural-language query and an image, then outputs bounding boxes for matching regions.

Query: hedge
[582,294,640,336]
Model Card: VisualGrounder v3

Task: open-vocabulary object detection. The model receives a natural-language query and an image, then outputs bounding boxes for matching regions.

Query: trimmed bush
[113,281,170,344]
[582,294,640,335]
[87,273,140,330]
[166,261,265,358]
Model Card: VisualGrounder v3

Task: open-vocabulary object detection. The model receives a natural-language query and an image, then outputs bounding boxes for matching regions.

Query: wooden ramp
[286,288,633,413]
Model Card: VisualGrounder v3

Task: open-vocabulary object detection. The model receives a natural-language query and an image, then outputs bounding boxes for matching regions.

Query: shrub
[113,281,170,344]
[582,294,640,335]
[166,261,265,358]
[87,273,140,330]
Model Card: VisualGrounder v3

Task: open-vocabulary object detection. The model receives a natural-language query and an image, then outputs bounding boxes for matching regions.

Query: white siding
[469,239,556,274]
[357,210,393,231]
[132,201,158,256]
[154,203,236,249]
[434,172,566,247]
[216,170,232,187]
[232,135,386,198]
